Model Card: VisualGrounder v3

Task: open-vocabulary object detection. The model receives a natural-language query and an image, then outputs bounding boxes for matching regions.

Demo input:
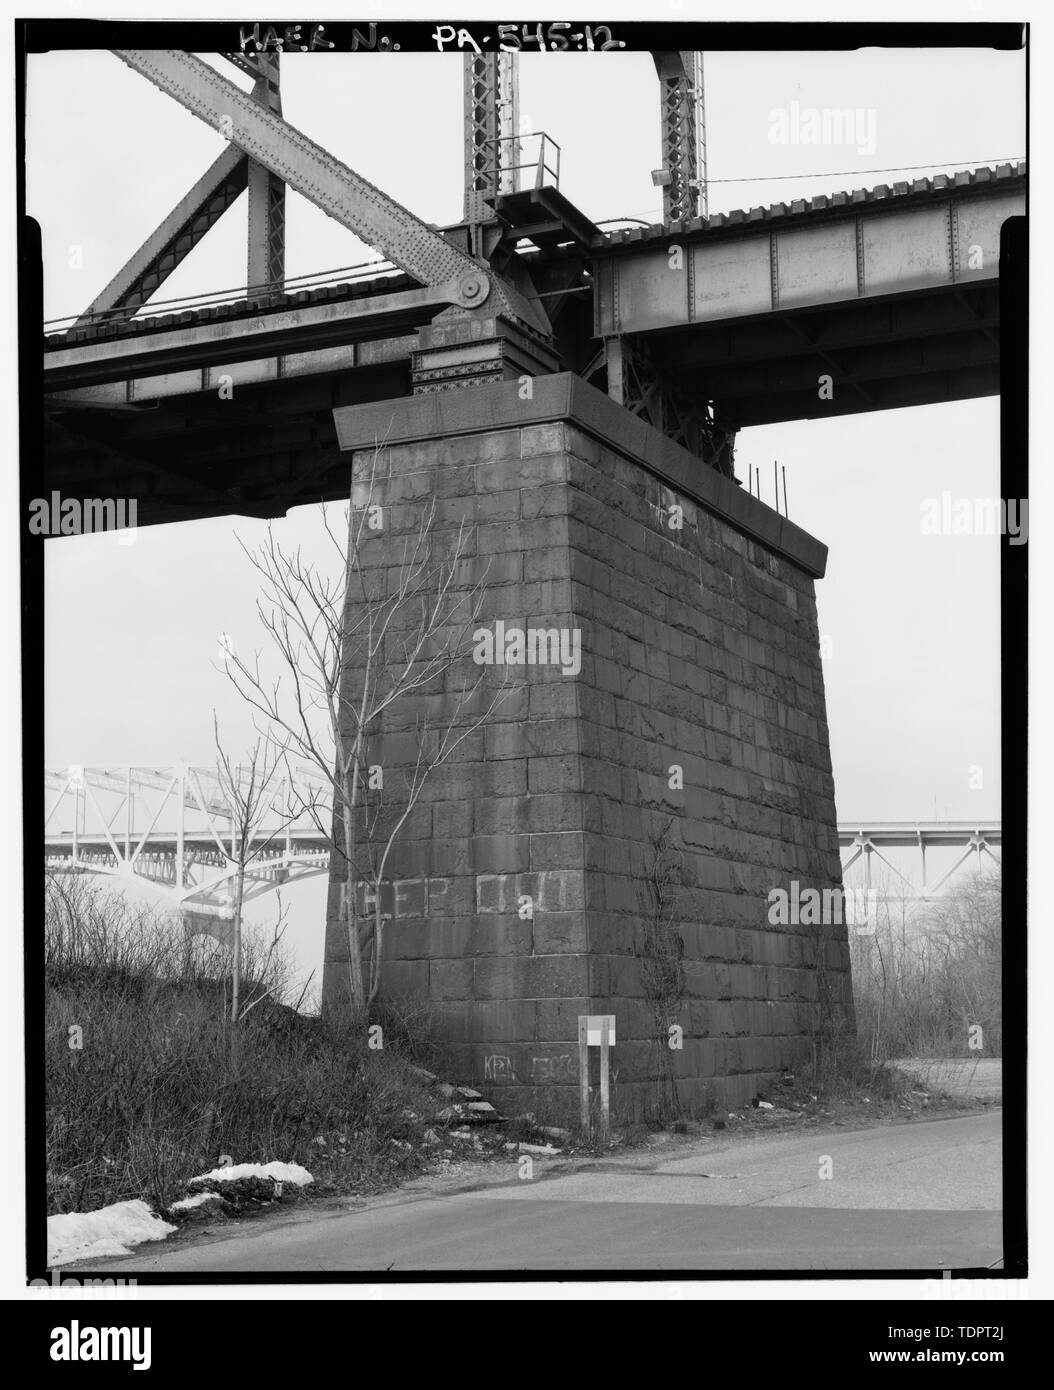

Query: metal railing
[491,131,561,191]
[43,257,399,335]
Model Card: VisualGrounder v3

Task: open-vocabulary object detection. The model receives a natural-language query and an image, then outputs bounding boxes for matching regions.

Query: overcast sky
[29,42,1024,985]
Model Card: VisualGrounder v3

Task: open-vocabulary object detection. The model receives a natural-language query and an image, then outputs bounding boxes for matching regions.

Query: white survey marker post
[586,1017,616,1046]
[578,1015,616,1139]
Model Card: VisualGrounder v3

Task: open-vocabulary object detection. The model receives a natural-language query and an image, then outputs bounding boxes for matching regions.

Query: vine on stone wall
[637,818,688,1122]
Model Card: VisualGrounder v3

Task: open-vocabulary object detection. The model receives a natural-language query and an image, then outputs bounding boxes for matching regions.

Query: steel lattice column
[463,53,519,222]
[246,52,285,291]
[652,51,707,224]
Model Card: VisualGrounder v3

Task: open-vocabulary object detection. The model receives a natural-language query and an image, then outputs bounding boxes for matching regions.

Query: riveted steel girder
[593,185,1021,338]
[113,49,494,312]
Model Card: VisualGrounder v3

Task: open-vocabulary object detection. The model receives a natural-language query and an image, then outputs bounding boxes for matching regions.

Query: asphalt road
[75,1111,1002,1274]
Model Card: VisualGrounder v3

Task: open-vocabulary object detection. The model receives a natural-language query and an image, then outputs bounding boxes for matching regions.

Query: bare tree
[212,720,308,1062]
[918,866,1001,1054]
[220,444,512,1012]
[848,864,1001,1059]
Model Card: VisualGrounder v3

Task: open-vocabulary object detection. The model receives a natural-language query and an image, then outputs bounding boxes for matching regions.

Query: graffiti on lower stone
[476,870,584,914]
[529,1053,576,1083]
[354,877,448,921]
[483,1054,517,1082]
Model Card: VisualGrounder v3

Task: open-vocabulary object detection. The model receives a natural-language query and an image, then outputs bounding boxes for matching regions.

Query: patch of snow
[169,1192,222,1212]
[48,1199,177,1268]
[190,1161,314,1187]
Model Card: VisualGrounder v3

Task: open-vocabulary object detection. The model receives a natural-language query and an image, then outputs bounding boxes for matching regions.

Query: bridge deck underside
[39,165,1022,525]
[43,363,404,526]
[41,278,1003,527]
[655,281,1000,430]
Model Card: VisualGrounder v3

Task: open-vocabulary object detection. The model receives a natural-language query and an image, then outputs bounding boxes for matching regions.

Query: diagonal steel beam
[74,146,248,329]
[113,49,493,310]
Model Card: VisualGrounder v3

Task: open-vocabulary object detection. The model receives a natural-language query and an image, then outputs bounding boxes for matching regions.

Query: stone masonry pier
[325,374,853,1118]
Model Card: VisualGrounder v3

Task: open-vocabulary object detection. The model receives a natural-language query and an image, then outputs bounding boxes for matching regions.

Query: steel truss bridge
[838,820,1002,909]
[44,764,1001,929]
[44,764,330,927]
[38,47,1025,526]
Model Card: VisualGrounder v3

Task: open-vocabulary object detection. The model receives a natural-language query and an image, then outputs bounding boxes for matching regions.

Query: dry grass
[45,876,439,1215]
